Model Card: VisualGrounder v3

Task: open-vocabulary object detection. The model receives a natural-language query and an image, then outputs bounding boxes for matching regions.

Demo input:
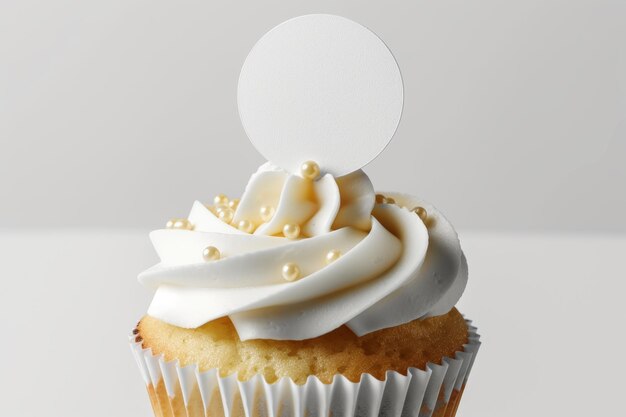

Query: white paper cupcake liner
[130,319,480,417]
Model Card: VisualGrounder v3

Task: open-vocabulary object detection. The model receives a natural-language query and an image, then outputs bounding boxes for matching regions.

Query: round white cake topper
[238,14,404,177]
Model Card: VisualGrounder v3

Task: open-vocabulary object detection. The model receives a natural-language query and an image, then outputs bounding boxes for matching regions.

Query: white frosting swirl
[139,163,467,340]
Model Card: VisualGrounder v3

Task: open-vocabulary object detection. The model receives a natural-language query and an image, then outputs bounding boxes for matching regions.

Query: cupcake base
[130,319,480,417]
[142,378,469,417]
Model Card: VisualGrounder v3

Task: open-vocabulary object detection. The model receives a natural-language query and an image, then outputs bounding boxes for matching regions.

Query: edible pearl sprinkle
[238,219,255,233]
[282,262,300,281]
[202,246,220,261]
[412,206,428,222]
[325,249,341,264]
[283,223,301,239]
[228,198,240,210]
[167,218,193,230]
[259,205,275,222]
[213,194,229,206]
[218,208,234,224]
[300,160,320,180]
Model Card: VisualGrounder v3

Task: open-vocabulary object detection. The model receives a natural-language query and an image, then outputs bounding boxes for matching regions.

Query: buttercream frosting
[139,163,467,340]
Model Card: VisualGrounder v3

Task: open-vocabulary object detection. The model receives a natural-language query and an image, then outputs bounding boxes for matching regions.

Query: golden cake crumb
[137,308,468,385]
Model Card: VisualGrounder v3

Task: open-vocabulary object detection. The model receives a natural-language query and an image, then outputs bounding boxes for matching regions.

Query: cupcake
[131,14,480,417]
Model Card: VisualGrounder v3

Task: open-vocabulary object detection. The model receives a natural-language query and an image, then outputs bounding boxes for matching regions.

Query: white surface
[238,14,403,176]
[0,230,624,416]
[1,0,625,232]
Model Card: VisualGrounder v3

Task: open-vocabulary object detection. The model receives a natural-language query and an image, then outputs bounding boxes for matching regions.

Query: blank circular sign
[238,14,404,177]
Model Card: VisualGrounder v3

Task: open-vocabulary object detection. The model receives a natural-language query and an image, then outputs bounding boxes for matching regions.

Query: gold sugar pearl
[175,219,194,230]
[411,206,428,222]
[218,208,234,224]
[167,218,194,230]
[283,223,301,239]
[213,194,229,206]
[300,160,320,180]
[376,194,397,205]
[325,249,341,264]
[228,198,240,210]
[282,262,301,281]
[202,246,220,261]
[238,219,255,234]
[259,205,275,222]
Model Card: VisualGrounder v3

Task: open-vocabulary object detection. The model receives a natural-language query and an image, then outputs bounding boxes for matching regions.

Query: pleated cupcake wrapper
[130,320,480,417]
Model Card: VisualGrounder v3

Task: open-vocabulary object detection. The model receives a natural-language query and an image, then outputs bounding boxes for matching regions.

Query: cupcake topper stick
[238,14,404,177]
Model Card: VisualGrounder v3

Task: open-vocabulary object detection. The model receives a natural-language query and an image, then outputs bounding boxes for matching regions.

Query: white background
[1,0,625,232]
[1,1,625,416]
